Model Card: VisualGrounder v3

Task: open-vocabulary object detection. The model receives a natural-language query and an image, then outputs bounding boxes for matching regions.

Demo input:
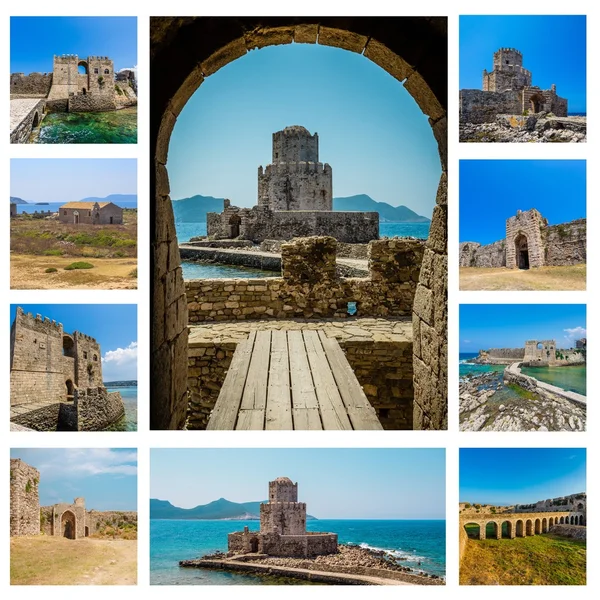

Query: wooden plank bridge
[207,330,383,430]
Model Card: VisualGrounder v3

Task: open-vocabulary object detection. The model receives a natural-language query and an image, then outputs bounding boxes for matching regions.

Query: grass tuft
[64,262,94,271]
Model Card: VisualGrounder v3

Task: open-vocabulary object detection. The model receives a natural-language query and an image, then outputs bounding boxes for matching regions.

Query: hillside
[79,194,138,204]
[150,498,316,520]
[10,196,28,205]
[172,193,430,223]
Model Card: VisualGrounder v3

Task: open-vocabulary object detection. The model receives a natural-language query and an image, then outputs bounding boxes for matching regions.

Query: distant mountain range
[104,380,137,387]
[10,194,137,205]
[172,193,430,223]
[150,497,317,520]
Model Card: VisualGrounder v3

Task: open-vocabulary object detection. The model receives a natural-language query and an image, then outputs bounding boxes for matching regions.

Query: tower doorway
[515,234,529,269]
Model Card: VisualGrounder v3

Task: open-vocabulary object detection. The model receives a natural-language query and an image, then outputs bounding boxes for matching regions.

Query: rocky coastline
[460,114,586,143]
[180,544,443,585]
[460,371,585,432]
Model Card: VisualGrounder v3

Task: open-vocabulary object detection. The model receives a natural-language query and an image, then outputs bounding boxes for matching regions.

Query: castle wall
[73,388,125,431]
[10,459,40,536]
[10,309,68,406]
[258,163,332,210]
[40,506,54,535]
[186,237,423,322]
[544,219,586,266]
[459,240,505,268]
[460,89,522,123]
[524,340,557,365]
[68,93,117,113]
[86,510,138,535]
[505,209,545,269]
[73,332,103,387]
[481,348,525,360]
[10,72,53,97]
[11,403,63,431]
[48,56,80,99]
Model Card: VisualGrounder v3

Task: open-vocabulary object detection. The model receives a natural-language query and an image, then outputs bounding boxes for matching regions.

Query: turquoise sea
[32,107,137,144]
[150,519,445,585]
[105,386,137,431]
[521,365,586,396]
[176,221,430,243]
[459,353,506,378]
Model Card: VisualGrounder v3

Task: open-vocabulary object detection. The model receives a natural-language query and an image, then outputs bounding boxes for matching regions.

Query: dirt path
[11,536,137,585]
[11,254,137,289]
[459,265,585,291]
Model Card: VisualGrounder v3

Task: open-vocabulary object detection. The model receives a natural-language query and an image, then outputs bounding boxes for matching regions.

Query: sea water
[459,353,506,379]
[33,107,137,144]
[150,519,445,585]
[105,386,137,431]
[176,222,430,244]
[520,365,586,396]
[17,201,138,214]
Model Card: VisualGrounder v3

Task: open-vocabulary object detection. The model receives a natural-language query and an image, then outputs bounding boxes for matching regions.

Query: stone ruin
[459,208,586,269]
[207,126,379,243]
[10,307,124,431]
[10,458,137,539]
[228,477,338,557]
[473,339,585,367]
[460,48,568,123]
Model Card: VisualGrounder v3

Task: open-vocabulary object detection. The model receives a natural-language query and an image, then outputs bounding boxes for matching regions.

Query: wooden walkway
[207,330,383,430]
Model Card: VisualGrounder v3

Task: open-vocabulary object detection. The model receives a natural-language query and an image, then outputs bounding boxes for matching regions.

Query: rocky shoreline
[460,114,586,143]
[460,372,585,432]
[181,544,443,585]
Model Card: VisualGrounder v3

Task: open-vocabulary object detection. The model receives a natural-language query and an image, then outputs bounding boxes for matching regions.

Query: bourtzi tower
[206,126,379,243]
[227,477,338,557]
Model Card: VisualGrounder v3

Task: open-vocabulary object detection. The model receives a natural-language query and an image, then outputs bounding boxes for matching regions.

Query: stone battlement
[260,162,331,175]
[13,307,63,334]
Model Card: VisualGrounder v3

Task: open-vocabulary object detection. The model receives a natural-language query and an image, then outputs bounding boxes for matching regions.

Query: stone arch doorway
[82,87,87,95]
[63,334,75,358]
[73,211,80,225]
[514,233,529,269]
[529,93,544,113]
[150,17,447,430]
[66,379,74,399]
[78,61,88,75]
[61,510,76,539]
[229,214,242,238]
[249,537,259,552]
[85,526,90,537]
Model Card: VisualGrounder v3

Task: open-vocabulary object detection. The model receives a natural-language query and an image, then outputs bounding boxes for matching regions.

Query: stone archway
[61,510,76,539]
[150,17,447,430]
[78,60,89,75]
[514,233,529,269]
[529,92,544,113]
[229,214,241,238]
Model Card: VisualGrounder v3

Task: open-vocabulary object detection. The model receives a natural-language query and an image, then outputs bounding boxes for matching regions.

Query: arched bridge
[460,510,585,540]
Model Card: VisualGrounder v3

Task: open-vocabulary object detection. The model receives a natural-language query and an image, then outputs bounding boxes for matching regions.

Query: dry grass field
[10,536,137,585]
[459,265,586,291]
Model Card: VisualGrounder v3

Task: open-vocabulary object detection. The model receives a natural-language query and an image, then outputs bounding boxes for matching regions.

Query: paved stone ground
[189,317,412,348]
[10,400,56,419]
[10,99,41,134]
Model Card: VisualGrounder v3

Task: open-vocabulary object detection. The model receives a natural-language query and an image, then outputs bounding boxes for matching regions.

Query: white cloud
[35,449,137,479]
[102,341,137,381]
[563,326,586,346]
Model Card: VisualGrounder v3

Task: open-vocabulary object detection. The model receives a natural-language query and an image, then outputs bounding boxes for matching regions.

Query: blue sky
[168,43,440,217]
[460,160,586,244]
[460,448,586,506]
[460,304,586,353]
[151,449,445,519]
[11,159,137,203]
[10,17,137,73]
[10,448,137,510]
[11,304,137,381]
[460,15,586,113]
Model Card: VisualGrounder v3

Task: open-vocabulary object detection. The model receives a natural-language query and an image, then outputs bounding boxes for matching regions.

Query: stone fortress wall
[459,209,586,269]
[460,48,568,123]
[228,477,337,558]
[10,459,40,536]
[10,72,53,97]
[207,126,379,243]
[473,339,584,367]
[11,458,137,539]
[10,307,124,431]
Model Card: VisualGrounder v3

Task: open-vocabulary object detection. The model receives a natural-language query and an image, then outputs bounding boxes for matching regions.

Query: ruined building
[10,307,124,431]
[459,209,586,270]
[228,477,338,557]
[207,126,379,243]
[460,48,568,123]
[59,201,124,225]
[10,458,137,539]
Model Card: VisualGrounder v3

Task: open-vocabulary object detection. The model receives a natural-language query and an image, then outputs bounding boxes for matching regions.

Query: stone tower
[10,458,40,536]
[48,55,115,100]
[482,48,532,92]
[260,477,307,535]
[258,126,333,211]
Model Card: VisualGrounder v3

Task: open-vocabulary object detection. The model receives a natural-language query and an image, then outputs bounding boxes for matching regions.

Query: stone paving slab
[10,98,42,133]
[188,317,412,351]
[10,400,57,417]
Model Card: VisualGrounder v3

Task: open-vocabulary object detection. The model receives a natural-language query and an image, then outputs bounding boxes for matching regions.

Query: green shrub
[45,267,58,273]
[115,85,123,96]
[129,268,137,278]
[64,262,94,271]
[43,249,63,256]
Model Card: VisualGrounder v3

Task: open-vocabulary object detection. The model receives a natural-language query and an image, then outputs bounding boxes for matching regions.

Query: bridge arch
[542,517,548,533]
[464,522,482,540]
[501,520,514,539]
[516,519,524,537]
[150,17,448,431]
